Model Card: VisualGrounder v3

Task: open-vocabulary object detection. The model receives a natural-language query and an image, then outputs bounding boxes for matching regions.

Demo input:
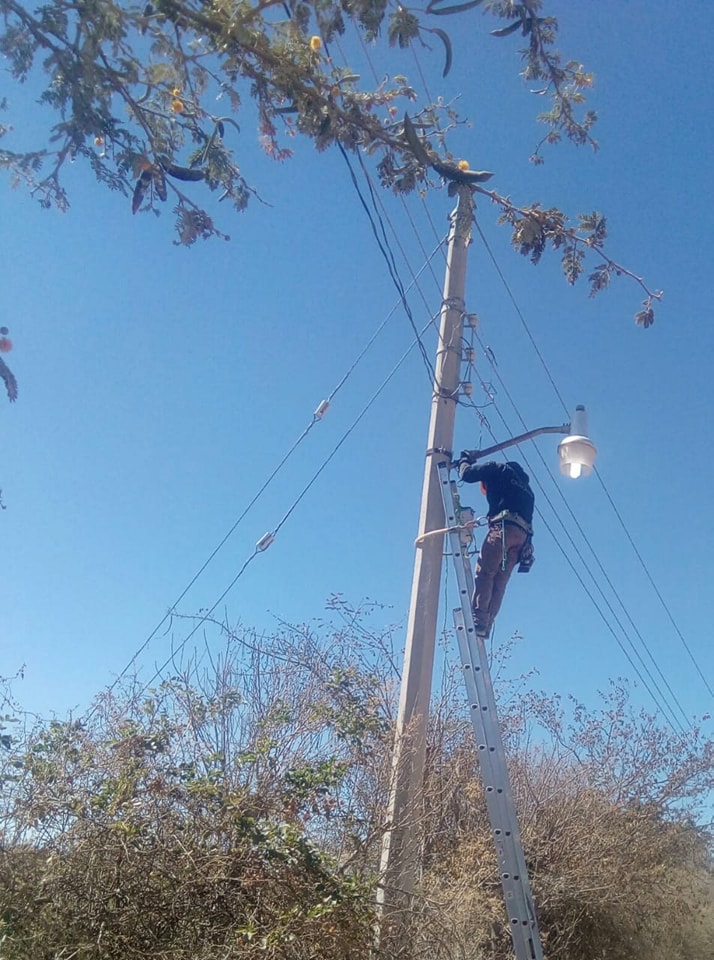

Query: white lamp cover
[558,435,597,478]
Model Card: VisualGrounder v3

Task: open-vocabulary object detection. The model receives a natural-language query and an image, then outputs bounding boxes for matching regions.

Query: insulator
[256,532,275,551]
[314,399,330,419]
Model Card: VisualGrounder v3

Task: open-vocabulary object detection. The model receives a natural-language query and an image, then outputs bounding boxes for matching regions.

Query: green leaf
[387,8,420,48]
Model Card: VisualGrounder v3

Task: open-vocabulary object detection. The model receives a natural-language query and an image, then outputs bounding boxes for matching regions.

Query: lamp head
[558,405,597,479]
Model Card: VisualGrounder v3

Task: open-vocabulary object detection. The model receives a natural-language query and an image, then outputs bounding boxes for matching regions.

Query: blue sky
[1,1,712,735]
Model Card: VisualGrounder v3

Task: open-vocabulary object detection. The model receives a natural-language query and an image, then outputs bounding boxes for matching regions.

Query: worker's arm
[458,458,504,485]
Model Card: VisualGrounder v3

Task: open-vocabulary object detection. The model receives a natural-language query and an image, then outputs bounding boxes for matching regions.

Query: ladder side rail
[453,611,541,960]
[453,578,538,921]
[450,608,515,852]
[452,606,537,955]
[467,619,537,902]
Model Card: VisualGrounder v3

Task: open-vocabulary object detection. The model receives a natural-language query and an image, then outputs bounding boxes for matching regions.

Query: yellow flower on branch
[171,99,185,114]
[309,36,322,52]
[457,159,470,171]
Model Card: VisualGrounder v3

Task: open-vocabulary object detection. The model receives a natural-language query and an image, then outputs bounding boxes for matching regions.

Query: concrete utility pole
[379,185,474,916]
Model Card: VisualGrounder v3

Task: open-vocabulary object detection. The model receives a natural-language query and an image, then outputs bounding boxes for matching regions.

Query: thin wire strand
[359,31,707,718]
[336,32,447,377]
[472,215,570,415]
[593,469,714,698]
[384,173,693,728]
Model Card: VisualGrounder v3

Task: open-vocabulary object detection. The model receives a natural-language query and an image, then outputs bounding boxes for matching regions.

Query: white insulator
[465,313,479,328]
[256,531,275,551]
[461,382,474,396]
[314,399,330,419]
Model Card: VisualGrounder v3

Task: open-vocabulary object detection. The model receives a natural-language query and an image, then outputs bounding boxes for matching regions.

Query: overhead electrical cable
[471,217,571,412]
[475,331,693,728]
[332,31,449,382]
[463,386,687,734]
[98,243,446,700]
[593,473,713,699]
[350,33,707,715]
[471,216,712,702]
[472,343,692,731]
[385,181,693,728]
[358,159,444,334]
[350,29,454,292]
[336,139,436,386]
[136,319,438,696]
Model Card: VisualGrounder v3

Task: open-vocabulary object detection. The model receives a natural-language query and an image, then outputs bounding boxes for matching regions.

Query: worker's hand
[457,451,475,477]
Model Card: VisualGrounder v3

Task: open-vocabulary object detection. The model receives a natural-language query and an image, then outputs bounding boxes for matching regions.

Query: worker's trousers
[472,522,527,632]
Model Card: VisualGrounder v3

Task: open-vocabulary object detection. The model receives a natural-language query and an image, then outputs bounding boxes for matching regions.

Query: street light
[557,404,597,478]
[465,404,597,476]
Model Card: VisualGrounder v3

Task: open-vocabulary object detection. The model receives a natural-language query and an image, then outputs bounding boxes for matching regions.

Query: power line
[461,387,687,734]
[135,319,438,698]
[99,242,446,700]
[470,216,711,703]
[382,183,695,729]
[335,139,437,386]
[333,29,706,723]
[477,335,691,726]
[594,470,714,699]
[332,31,453,386]
[471,216,570,414]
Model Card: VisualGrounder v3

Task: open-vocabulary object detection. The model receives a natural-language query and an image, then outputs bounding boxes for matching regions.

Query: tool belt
[489,510,533,536]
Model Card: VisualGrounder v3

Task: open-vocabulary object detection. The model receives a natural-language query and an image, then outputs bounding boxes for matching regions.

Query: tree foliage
[1,608,712,959]
[0,0,661,321]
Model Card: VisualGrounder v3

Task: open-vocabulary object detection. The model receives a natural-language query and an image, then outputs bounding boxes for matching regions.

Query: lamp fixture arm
[463,423,571,462]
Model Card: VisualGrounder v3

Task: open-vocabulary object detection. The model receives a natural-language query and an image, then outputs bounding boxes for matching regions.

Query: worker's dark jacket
[459,460,534,525]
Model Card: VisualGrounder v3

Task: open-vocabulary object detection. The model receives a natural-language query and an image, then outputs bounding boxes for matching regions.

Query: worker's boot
[473,620,490,638]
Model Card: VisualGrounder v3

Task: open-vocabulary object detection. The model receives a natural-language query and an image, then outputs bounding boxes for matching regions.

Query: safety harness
[488,510,534,572]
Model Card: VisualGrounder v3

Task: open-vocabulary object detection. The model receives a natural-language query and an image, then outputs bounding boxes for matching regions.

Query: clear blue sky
[1,1,712,734]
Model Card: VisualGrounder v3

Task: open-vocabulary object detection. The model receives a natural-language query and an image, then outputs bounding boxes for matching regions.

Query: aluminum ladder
[438,460,543,960]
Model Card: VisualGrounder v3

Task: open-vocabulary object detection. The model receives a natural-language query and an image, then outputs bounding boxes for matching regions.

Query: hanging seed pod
[161,160,205,182]
[132,169,153,214]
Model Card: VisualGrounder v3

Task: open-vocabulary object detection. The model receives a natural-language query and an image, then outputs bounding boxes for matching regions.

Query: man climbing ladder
[439,461,544,960]
[457,455,535,637]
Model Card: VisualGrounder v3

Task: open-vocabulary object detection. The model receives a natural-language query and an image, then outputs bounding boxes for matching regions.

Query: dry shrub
[1,626,712,960]
[0,603,397,959]
[411,678,714,960]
